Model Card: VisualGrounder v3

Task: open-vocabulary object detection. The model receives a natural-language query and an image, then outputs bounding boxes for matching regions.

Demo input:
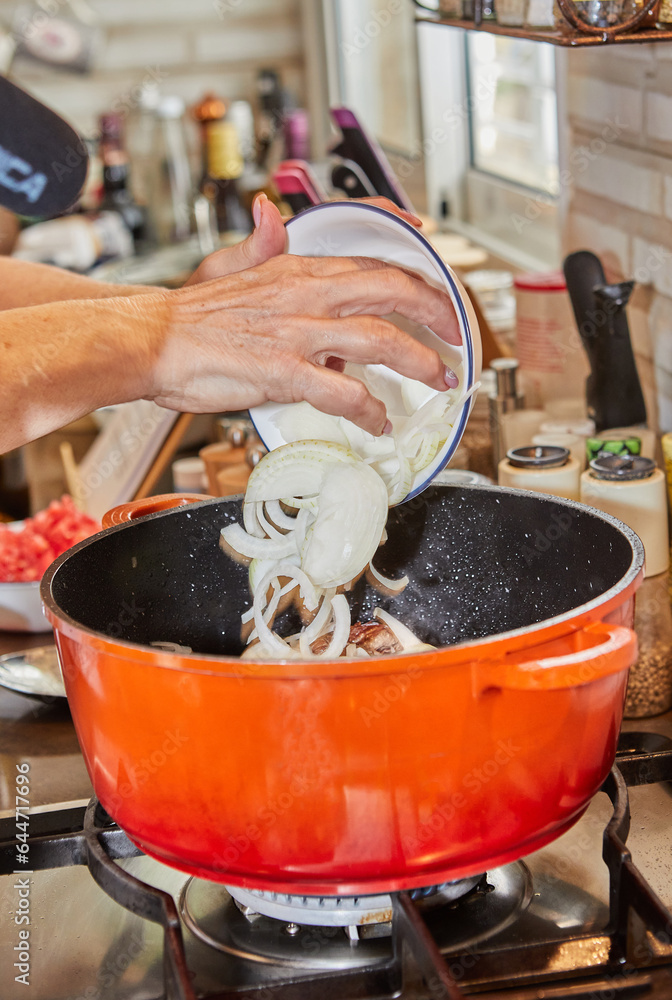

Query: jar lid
[507,445,570,469]
[589,455,656,481]
[513,271,566,292]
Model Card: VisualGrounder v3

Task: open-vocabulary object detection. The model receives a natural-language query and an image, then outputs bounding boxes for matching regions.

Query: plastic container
[498,445,581,500]
[580,455,669,578]
[514,272,589,411]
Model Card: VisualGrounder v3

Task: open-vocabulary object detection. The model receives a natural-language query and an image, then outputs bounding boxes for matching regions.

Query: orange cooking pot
[42,485,643,896]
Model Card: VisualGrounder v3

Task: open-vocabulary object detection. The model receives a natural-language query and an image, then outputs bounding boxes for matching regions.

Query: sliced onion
[317,594,351,658]
[243,501,264,538]
[299,591,335,656]
[264,499,299,531]
[368,562,409,594]
[274,401,350,447]
[373,607,433,652]
[221,522,298,562]
[301,462,388,588]
[245,440,359,503]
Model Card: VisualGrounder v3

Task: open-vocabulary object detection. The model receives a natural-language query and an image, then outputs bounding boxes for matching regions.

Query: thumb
[184,193,287,285]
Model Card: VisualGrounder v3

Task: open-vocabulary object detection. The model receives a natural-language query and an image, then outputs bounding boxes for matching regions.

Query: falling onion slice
[222,373,479,659]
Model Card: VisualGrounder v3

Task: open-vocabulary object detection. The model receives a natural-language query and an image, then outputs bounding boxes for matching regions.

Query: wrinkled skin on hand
[148,195,461,437]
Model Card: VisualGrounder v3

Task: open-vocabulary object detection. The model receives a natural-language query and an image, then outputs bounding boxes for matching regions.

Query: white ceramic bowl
[249,202,482,502]
[0,579,51,632]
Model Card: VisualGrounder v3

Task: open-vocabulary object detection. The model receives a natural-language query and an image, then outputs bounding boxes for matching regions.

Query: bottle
[193,93,252,238]
[98,113,147,249]
[488,358,525,469]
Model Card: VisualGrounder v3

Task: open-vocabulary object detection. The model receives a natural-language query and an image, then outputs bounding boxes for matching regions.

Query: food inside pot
[46,484,639,660]
[220,437,442,660]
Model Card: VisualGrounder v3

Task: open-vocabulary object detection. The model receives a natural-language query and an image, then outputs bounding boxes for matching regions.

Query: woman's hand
[143,196,461,437]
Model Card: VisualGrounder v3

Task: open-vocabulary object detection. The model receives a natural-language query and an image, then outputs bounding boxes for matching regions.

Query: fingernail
[383,419,393,435]
[401,210,423,226]
[444,366,459,389]
[252,192,267,228]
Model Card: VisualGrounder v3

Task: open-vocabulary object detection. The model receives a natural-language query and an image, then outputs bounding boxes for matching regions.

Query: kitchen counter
[0,630,92,813]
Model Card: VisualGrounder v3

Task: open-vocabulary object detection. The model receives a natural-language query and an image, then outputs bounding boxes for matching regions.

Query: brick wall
[0,0,306,136]
[563,44,672,435]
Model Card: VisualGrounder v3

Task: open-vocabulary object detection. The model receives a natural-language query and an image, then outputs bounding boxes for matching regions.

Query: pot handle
[476,622,637,693]
[102,493,211,528]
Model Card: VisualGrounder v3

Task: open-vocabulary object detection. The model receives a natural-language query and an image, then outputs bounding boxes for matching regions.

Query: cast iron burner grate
[4,735,672,999]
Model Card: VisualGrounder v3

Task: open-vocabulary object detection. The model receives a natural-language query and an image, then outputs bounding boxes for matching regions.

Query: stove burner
[225,876,482,929]
[179,865,532,968]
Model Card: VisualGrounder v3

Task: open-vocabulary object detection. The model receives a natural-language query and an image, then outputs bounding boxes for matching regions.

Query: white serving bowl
[249,202,482,502]
[0,579,51,632]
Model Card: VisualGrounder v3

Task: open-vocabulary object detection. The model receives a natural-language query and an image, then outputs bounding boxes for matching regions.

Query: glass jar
[624,570,672,718]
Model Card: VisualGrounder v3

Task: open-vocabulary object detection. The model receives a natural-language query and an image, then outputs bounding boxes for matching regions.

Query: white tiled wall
[564,44,672,436]
[0,0,305,136]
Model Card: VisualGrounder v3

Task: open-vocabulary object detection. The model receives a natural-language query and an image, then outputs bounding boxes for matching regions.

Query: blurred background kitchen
[0,0,671,523]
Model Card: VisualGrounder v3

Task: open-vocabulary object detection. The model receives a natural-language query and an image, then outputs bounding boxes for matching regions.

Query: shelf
[414,9,672,45]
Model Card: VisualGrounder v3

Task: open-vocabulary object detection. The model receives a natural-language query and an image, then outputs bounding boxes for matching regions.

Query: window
[466,34,558,195]
[322,2,562,268]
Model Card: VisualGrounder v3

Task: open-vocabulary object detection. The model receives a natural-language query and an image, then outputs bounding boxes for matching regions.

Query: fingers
[295,316,447,391]
[332,196,422,228]
[291,362,389,436]
[314,266,462,347]
[184,194,286,285]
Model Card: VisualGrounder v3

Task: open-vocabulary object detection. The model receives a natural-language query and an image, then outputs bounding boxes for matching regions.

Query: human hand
[144,196,460,436]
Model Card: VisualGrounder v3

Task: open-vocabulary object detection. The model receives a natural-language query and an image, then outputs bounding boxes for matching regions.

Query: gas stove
[3,727,672,1000]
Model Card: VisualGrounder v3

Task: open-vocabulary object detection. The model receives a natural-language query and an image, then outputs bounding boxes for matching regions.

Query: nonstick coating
[48,486,638,654]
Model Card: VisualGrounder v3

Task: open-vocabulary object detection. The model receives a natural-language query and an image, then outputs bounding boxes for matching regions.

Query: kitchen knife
[563,250,647,432]
[329,107,414,212]
[330,159,377,200]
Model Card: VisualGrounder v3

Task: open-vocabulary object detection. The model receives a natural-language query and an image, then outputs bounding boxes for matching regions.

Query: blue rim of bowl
[249,202,476,504]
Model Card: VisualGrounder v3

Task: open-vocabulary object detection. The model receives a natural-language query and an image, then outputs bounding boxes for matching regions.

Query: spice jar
[580,454,669,578]
[498,445,581,500]
[624,569,672,718]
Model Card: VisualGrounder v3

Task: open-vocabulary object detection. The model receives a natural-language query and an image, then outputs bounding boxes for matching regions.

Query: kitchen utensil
[329,107,414,212]
[330,159,377,199]
[563,251,646,432]
[272,159,326,214]
[42,485,642,896]
[0,644,65,699]
[249,201,481,502]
